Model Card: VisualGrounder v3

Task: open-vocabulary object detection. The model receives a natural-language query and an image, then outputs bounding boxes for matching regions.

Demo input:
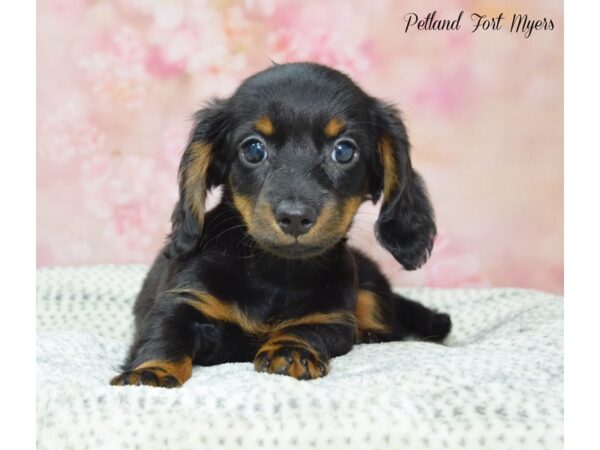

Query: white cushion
[37,265,563,450]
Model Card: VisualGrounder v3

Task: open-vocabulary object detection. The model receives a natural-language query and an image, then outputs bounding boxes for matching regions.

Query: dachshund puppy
[111,62,451,387]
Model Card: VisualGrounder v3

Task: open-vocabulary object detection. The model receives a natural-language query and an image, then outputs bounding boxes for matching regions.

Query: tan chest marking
[174,289,356,335]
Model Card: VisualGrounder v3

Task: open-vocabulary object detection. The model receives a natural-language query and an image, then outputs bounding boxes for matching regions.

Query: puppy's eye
[241,139,267,164]
[332,141,356,164]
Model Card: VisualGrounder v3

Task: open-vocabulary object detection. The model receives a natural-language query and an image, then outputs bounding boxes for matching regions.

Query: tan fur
[324,118,345,138]
[258,333,315,356]
[254,333,328,379]
[255,116,275,136]
[136,356,193,384]
[337,196,363,234]
[179,290,270,335]
[173,289,356,336]
[184,142,212,228]
[270,311,357,334]
[298,200,337,242]
[232,192,255,229]
[297,196,363,245]
[233,194,296,244]
[234,185,364,253]
[377,136,399,201]
[255,200,295,242]
[355,289,390,334]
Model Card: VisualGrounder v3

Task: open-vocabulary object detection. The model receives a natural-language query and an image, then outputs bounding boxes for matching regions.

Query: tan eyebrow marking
[324,118,345,138]
[255,116,275,136]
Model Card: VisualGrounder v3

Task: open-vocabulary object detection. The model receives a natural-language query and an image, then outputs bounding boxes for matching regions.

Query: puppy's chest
[216,278,318,323]
[200,261,335,323]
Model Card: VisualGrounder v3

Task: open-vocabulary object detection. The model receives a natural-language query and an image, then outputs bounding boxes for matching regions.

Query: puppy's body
[111,63,451,387]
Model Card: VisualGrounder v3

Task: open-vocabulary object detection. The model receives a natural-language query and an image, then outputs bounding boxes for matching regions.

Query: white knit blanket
[36,265,564,450]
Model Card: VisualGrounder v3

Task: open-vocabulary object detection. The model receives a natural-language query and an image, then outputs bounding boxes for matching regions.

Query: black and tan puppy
[111,62,451,387]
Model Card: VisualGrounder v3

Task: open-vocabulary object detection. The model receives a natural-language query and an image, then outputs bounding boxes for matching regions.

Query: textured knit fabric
[37,265,564,450]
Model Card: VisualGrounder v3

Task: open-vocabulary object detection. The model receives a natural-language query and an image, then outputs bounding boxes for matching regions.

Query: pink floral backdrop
[37,0,563,293]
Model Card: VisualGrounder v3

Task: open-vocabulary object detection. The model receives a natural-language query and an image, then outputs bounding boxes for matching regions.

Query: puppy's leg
[390,293,451,341]
[355,288,451,343]
[254,320,356,380]
[111,300,205,388]
[353,250,451,343]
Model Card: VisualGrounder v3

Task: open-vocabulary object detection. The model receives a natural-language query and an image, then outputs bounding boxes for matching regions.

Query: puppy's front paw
[254,339,329,380]
[110,357,192,388]
[110,367,182,388]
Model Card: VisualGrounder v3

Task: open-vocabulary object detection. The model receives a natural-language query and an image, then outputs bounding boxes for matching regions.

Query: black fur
[111,62,451,387]
[371,101,437,270]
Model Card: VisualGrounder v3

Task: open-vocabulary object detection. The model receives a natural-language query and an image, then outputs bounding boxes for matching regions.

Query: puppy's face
[174,63,436,269]
[225,76,375,258]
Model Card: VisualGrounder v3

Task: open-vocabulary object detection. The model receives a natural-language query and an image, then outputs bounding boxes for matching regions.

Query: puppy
[111,62,451,387]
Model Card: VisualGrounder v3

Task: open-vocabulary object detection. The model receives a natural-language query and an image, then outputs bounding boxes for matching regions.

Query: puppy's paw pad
[110,368,181,388]
[254,346,328,380]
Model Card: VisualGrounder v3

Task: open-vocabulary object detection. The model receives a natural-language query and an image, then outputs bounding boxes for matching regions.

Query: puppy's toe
[254,345,328,380]
[110,368,182,388]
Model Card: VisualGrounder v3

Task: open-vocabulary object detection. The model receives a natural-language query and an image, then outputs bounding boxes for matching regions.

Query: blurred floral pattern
[37,0,563,293]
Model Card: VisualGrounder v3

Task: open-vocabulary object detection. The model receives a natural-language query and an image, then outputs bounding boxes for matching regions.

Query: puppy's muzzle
[275,200,317,237]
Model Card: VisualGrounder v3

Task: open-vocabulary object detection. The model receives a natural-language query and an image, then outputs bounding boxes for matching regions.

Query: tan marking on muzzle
[298,200,337,242]
[296,197,364,246]
[255,200,295,242]
[232,192,255,229]
[337,196,363,233]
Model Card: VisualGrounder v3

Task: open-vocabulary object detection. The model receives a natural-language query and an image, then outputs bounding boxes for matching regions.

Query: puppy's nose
[275,201,317,237]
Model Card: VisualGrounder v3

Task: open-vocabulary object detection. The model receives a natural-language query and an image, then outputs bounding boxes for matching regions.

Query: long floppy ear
[169,99,231,255]
[370,101,436,270]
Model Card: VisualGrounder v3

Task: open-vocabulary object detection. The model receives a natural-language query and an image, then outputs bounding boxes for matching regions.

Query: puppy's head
[171,63,435,269]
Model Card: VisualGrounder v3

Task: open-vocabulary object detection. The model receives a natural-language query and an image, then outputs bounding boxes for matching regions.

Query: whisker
[200,224,248,252]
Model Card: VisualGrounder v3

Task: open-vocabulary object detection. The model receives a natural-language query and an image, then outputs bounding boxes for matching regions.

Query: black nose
[275,201,317,237]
